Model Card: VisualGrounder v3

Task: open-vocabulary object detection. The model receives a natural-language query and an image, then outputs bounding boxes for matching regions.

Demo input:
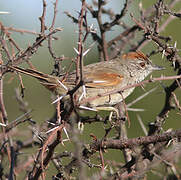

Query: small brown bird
[9,51,163,114]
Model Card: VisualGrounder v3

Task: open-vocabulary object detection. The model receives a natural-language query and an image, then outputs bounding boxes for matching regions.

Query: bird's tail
[9,66,63,93]
[9,66,50,81]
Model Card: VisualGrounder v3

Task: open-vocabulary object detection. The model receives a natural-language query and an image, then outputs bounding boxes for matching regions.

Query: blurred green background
[1,0,181,179]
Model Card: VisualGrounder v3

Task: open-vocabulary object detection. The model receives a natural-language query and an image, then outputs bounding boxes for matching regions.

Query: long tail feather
[9,66,62,93]
[9,66,50,82]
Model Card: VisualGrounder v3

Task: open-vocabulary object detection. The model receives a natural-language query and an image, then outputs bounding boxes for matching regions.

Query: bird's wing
[65,67,123,88]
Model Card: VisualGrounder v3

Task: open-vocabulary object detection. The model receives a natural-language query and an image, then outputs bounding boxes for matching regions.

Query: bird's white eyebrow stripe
[93,80,106,83]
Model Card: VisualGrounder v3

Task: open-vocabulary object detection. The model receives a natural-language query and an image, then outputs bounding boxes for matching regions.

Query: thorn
[46,121,56,126]
[78,85,86,102]
[83,41,96,57]
[63,127,70,140]
[166,139,174,147]
[0,122,6,127]
[104,164,108,170]
[127,108,145,112]
[57,80,68,91]
[73,47,80,55]
[174,41,177,48]
[0,11,10,14]
[78,121,84,133]
[46,126,59,134]
[139,2,143,9]
[127,86,157,107]
[162,49,165,59]
[172,61,176,69]
[83,48,90,57]
[51,95,66,104]
[137,114,147,135]
[79,105,97,111]
[83,85,86,96]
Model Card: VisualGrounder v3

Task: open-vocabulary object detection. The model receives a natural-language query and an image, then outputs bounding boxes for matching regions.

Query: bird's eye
[139,62,145,68]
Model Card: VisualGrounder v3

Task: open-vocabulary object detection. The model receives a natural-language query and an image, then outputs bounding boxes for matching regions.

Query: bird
[9,51,163,117]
